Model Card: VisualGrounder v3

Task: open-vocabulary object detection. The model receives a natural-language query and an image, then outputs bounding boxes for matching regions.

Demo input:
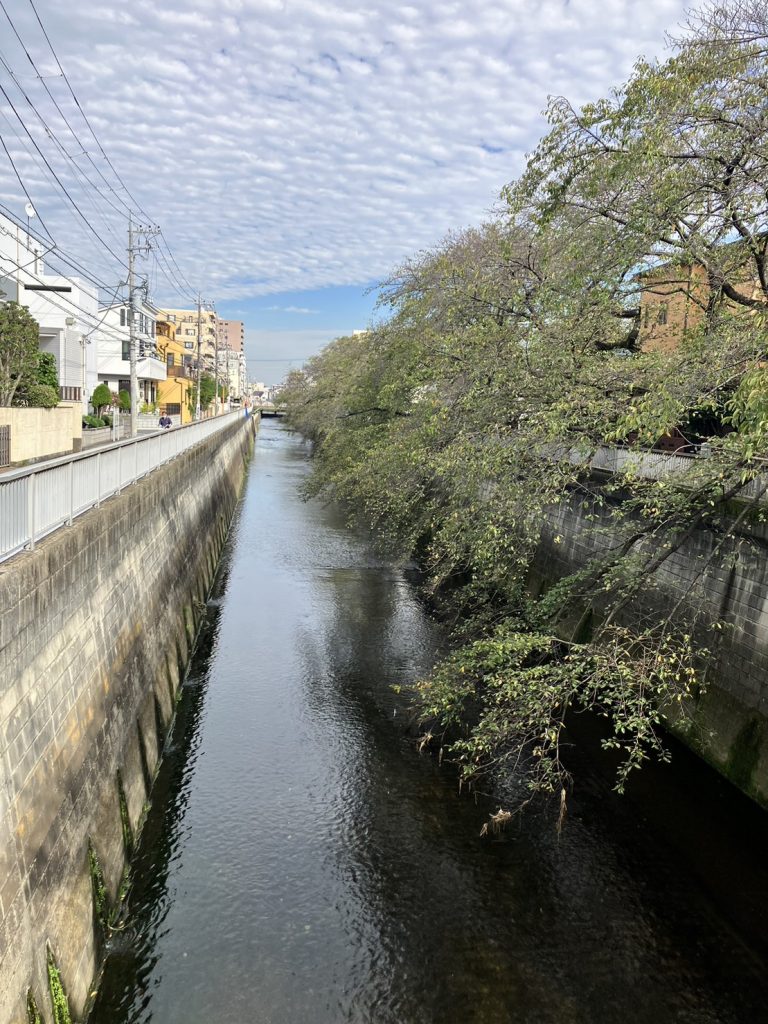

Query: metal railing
[0,410,245,563]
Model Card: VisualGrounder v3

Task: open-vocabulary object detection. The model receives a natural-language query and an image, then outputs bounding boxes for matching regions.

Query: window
[657,303,668,326]
[185,329,195,336]
[167,352,175,368]
[165,403,181,415]
[122,340,130,361]
[120,307,126,326]
[184,341,194,349]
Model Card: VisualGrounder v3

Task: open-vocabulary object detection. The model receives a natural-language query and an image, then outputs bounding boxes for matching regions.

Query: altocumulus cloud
[0,0,689,303]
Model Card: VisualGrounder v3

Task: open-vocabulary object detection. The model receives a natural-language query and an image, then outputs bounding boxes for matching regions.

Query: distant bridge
[257,403,287,418]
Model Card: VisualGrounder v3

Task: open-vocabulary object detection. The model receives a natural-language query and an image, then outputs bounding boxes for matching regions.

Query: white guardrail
[0,411,245,564]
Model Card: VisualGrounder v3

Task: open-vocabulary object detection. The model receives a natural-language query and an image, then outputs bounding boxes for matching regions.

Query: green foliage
[46,948,72,1024]
[118,389,131,411]
[0,301,40,406]
[83,415,105,428]
[283,2,768,815]
[91,383,112,414]
[36,352,58,390]
[24,383,59,408]
[88,838,110,931]
[187,373,217,414]
[26,990,42,1024]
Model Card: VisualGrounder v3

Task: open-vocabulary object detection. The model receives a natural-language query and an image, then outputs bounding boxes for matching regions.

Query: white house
[92,299,167,411]
[0,212,98,411]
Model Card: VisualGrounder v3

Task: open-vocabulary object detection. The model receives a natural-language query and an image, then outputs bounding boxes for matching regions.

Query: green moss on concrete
[87,839,110,932]
[46,948,73,1024]
[116,769,134,858]
[26,989,42,1024]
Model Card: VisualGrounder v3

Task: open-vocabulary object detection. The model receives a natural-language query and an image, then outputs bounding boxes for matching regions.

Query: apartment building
[216,318,246,401]
[638,244,765,353]
[93,299,166,408]
[161,307,218,372]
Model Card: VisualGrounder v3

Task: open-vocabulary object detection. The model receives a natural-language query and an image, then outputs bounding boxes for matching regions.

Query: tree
[283,1,768,821]
[0,302,40,407]
[91,383,112,415]
[187,373,217,415]
[118,389,131,411]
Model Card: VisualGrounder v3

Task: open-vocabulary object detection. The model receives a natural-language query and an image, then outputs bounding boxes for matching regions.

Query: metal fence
[0,425,9,469]
[0,411,245,563]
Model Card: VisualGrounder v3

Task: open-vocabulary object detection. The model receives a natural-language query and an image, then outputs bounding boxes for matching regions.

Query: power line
[0,78,128,268]
[2,0,199,304]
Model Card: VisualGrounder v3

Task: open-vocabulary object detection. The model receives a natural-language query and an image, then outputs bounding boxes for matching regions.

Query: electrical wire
[22,0,199,301]
[0,79,128,268]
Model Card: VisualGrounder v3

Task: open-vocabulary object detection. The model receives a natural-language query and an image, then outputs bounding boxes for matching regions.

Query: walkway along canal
[89,419,768,1024]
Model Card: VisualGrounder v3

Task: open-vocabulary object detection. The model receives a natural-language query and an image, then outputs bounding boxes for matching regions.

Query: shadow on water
[90,420,768,1024]
[89,502,243,1023]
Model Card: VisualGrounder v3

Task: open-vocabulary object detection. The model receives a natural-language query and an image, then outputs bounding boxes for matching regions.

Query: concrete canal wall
[532,495,768,807]
[0,417,255,1024]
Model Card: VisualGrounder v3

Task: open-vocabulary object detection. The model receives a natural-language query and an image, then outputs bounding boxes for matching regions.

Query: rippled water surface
[90,419,768,1024]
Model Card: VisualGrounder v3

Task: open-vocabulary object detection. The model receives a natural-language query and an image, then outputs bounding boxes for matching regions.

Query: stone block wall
[0,416,254,1024]
[532,495,768,806]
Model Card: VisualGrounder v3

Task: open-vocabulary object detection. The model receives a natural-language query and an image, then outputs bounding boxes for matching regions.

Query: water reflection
[90,420,768,1024]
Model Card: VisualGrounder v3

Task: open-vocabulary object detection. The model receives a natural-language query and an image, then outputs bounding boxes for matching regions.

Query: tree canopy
[283,1,768,821]
[0,302,41,407]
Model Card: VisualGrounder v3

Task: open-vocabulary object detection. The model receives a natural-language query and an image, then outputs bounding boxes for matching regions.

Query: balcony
[167,364,194,379]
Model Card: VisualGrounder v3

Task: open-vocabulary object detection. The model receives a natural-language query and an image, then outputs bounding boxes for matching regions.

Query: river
[89,418,768,1024]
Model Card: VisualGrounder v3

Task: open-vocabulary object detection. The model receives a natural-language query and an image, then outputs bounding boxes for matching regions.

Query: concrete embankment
[532,494,768,807]
[0,416,255,1024]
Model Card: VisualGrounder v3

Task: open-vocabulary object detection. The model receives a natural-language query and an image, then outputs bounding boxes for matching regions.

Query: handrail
[0,410,247,563]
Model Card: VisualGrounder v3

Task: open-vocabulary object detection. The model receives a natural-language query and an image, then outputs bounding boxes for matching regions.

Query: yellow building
[159,307,218,371]
[156,317,196,423]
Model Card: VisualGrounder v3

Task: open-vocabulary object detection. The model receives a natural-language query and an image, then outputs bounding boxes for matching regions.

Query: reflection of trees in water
[89,544,236,1024]
[293,558,581,1024]
[293,527,768,1024]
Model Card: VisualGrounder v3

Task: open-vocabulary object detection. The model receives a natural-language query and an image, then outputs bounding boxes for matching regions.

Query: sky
[0,0,691,384]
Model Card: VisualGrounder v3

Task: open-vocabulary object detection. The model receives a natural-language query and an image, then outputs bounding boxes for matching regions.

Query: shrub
[26,384,59,408]
[91,383,111,414]
[82,415,105,428]
[118,389,131,411]
[36,352,59,390]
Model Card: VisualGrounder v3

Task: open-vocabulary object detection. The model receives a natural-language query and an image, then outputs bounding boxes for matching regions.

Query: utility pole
[127,215,159,437]
[195,292,202,421]
[213,312,219,415]
[128,214,137,438]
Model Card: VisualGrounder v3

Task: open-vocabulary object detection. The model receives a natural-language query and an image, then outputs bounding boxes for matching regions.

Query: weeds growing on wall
[46,947,72,1024]
[116,769,134,858]
[87,839,110,932]
[26,989,42,1024]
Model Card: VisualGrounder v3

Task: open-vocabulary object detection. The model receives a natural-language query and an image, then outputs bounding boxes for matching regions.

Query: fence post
[96,452,102,508]
[27,472,36,551]
[67,460,74,525]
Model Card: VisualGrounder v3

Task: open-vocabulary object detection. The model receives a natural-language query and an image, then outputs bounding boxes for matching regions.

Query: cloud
[262,305,320,314]
[0,0,690,305]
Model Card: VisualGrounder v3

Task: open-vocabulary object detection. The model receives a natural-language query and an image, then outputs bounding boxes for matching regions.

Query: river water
[90,419,768,1024]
